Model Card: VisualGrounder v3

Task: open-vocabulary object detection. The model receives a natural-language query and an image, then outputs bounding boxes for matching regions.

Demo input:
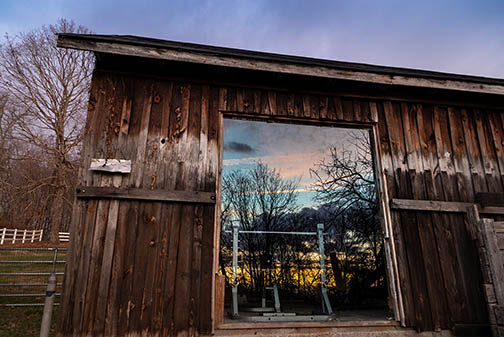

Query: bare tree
[0,19,94,242]
[0,92,15,226]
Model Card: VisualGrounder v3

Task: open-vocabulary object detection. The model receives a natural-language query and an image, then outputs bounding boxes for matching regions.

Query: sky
[1,0,504,78]
[1,0,503,208]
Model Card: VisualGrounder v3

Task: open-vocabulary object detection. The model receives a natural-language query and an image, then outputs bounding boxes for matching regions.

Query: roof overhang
[57,33,504,96]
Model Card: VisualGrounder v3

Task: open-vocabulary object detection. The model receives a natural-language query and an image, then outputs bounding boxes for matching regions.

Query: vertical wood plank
[186,85,204,336]
[460,109,488,194]
[474,109,503,192]
[378,101,415,327]
[433,106,486,324]
[369,102,379,123]
[126,81,156,335]
[92,174,121,335]
[353,101,361,121]
[286,93,295,116]
[199,86,222,334]
[227,87,237,112]
[447,106,488,322]
[302,94,311,118]
[309,94,319,119]
[448,107,475,202]
[268,91,277,116]
[73,200,99,335]
[173,205,195,335]
[487,111,504,191]
[162,205,183,336]
[214,274,225,327]
[342,99,354,121]
[253,90,260,115]
[334,96,344,120]
[293,93,303,118]
[319,96,328,120]
[392,102,433,331]
[261,90,271,115]
[276,92,288,116]
[139,81,172,336]
[235,88,244,113]
[360,101,371,123]
[326,95,336,120]
[94,74,131,336]
[146,80,173,337]
[370,121,403,323]
[417,104,465,326]
[402,103,449,330]
[82,173,111,333]
[242,88,254,113]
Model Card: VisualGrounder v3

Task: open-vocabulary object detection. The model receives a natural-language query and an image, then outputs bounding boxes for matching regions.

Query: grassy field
[0,247,66,337]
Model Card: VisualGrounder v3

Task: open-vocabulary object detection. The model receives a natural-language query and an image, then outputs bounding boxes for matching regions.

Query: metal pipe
[39,248,58,337]
[0,303,60,307]
[224,230,320,235]
[0,260,65,264]
[317,224,333,315]
[236,230,317,235]
[0,272,64,276]
[231,223,239,317]
[0,283,63,287]
[0,293,61,297]
[0,247,67,251]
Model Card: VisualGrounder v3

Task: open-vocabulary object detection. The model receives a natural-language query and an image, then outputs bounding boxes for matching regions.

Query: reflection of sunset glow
[223,151,326,186]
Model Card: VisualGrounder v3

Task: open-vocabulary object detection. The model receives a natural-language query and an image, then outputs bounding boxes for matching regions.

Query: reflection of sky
[223,118,368,208]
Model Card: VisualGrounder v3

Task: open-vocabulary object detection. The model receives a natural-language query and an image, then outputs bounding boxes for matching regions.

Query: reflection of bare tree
[311,131,386,305]
[220,162,300,292]
[219,132,387,307]
[310,131,376,218]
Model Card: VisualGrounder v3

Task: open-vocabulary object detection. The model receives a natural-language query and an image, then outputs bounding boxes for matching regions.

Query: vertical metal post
[272,285,281,313]
[40,248,58,337]
[232,223,239,317]
[317,224,333,315]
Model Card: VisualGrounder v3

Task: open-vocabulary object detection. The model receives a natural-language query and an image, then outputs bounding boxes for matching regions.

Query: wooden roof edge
[57,33,504,96]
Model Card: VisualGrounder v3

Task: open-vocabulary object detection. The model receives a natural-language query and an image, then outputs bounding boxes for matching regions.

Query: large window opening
[219,117,392,323]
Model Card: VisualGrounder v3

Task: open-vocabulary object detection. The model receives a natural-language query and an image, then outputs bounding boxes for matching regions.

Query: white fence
[0,228,70,244]
[59,232,70,242]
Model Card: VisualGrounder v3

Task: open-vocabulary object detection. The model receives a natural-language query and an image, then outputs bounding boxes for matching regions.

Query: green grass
[0,249,67,337]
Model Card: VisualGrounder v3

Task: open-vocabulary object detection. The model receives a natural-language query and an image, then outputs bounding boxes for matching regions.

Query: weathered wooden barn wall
[219,86,503,332]
[56,52,504,336]
[57,70,222,336]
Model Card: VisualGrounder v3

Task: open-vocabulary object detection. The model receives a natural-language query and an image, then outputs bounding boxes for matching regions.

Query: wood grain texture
[378,101,415,327]
[76,186,216,203]
[58,57,504,336]
[401,103,448,330]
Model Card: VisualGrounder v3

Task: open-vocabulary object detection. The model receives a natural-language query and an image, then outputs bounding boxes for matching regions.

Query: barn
[56,33,504,337]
